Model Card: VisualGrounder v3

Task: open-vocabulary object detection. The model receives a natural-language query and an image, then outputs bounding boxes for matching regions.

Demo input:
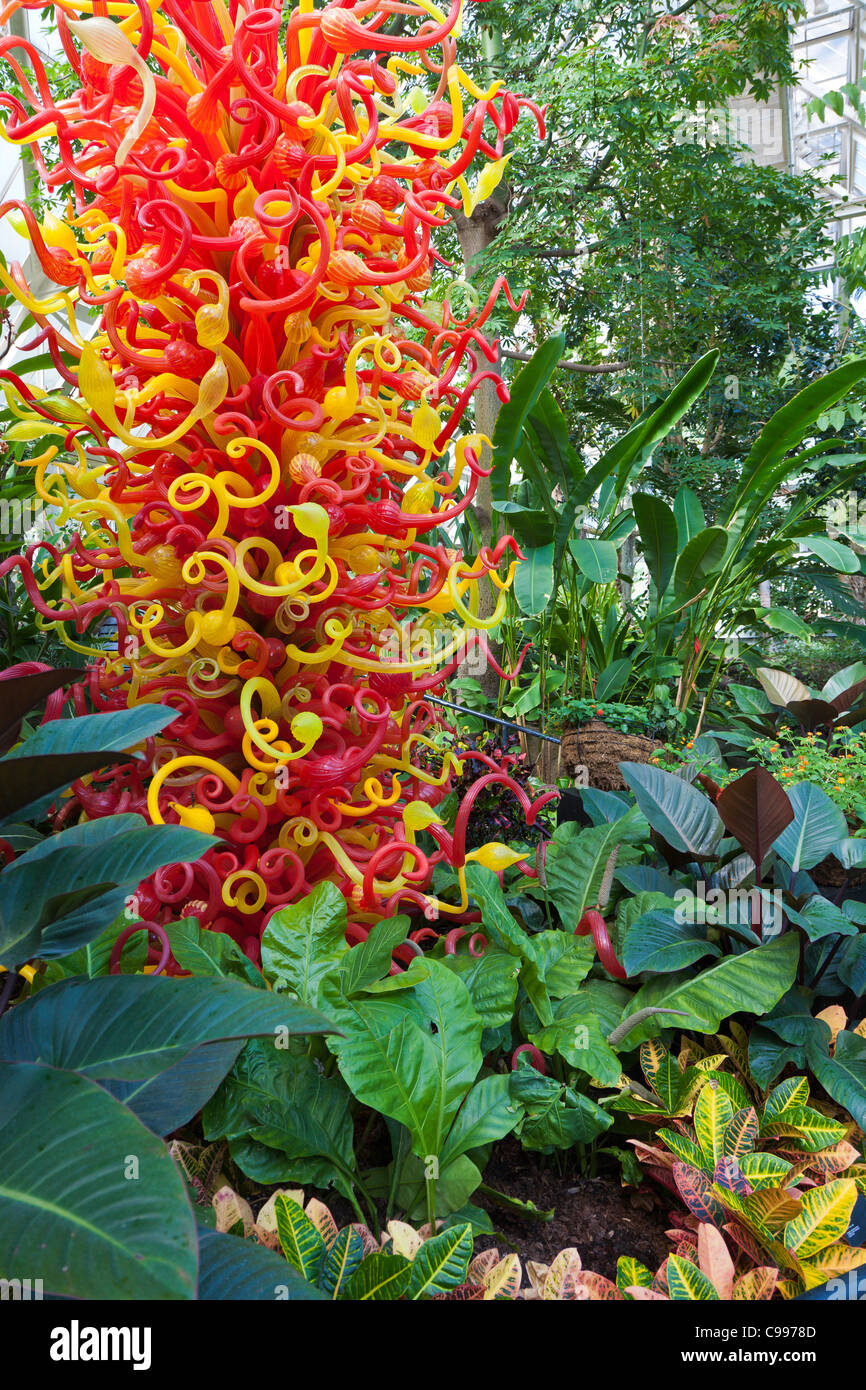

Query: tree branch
[500,349,627,374]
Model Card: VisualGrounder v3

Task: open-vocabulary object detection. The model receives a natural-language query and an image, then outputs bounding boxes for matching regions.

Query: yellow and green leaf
[783,1179,857,1259]
[667,1254,719,1300]
[694,1082,734,1167]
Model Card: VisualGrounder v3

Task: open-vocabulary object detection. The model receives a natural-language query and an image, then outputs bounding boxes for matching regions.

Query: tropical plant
[620,1223,781,1301]
[490,342,866,727]
[227,1187,521,1301]
[0,969,334,1299]
[720,662,866,747]
[0,668,219,977]
[618,1037,866,1295]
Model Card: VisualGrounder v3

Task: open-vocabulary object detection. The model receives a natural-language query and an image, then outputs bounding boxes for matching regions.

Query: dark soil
[472,1137,671,1280]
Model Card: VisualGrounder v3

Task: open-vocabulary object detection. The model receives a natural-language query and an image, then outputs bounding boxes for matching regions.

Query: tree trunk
[453,195,509,700]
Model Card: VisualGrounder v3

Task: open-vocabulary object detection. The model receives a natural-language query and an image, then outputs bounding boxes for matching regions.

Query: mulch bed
[472,1137,671,1278]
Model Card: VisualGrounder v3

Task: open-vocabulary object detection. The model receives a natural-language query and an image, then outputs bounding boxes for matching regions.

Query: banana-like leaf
[633,492,678,598]
[673,485,706,547]
[772,782,848,871]
[619,934,799,1045]
[570,537,618,584]
[490,334,566,501]
[802,535,860,573]
[514,542,554,615]
[0,816,218,968]
[620,762,723,858]
[722,356,866,524]
[0,1060,197,1300]
[672,526,727,602]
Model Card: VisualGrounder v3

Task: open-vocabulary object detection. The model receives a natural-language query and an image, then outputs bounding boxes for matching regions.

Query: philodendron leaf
[772,782,848,871]
[202,1039,355,1194]
[321,956,483,1162]
[620,762,723,858]
[260,880,347,1006]
[0,704,182,822]
[756,667,811,707]
[0,1060,197,1300]
[618,934,799,1045]
[622,910,721,975]
[0,668,81,752]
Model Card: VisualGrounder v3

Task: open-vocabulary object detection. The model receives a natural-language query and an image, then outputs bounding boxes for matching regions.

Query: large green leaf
[440,947,519,1027]
[197,1227,325,1300]
[0,1060,197,1299]
[672,527,727,602]
[772,782,848,871]
[490,334,566,500]
[597,350,719,491]
[807,1030,866,1129]
[622,910,721,975]
[673,485,706,548]
[528,991,623,1084]
[440,1073,521,1164]
[260,881,347,1006]
[0,704,181,823]
[203,1039,355,1193]
[0,974,334,1086]
[0,815,217,968]
[163,918,265,988]
[321,957,482,1162]
[514,542,555,615]
[620,934,799,1044]
[542,809,646,927]
[570,537,618,584]
[633,492,678,598]
[801,536,860,574]
[620,762,723,858]
[723,357,866,524]
[340,915,410,995]
[465,864,551,1024]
